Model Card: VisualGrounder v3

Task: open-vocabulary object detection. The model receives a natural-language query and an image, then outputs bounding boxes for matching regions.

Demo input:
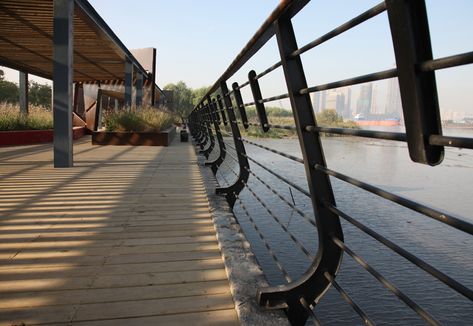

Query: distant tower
[320,91,327,112]
[385,78,403,118]
[356,83,373,118]
[325,90,337,111]
[371,85,378,115]
[345,87,352,118]
[336,93,345,117]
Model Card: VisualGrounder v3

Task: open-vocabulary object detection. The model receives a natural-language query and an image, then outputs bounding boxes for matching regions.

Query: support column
[53,0,74,168]
[125,59,133,110]
[136,73,143,108]
[19,72,28,116]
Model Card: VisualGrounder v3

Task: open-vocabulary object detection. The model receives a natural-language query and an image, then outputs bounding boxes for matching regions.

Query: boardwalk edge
[197,154,290,326]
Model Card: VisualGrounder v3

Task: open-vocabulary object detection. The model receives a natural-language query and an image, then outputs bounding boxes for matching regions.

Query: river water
[216,127,473,325]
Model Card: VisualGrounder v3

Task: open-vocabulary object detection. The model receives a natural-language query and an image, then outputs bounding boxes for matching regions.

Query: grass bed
[104,107,178,132]
[0,103,53,131]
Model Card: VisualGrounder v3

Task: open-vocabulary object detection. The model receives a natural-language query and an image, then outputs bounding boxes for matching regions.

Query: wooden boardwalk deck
[0,137,239,325]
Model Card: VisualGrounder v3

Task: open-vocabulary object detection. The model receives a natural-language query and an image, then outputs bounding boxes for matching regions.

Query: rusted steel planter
[0,127,86,147]
[92,126,176,146]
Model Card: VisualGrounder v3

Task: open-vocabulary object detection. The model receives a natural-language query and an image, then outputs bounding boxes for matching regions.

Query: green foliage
[241,106,292,120]
[316,109,358,129]
[163,81,193,119]
[192,86,211,106]
[29,82,52,109]
[237,108,358,139]
[316,109,342,125]
[103,107,178,132]
[0,80,19,104]
[0,103,53,130]
[0,78,51,108]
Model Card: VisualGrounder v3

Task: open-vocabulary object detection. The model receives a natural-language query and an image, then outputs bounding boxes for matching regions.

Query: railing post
[215,81,249,208]
[205,96,226,175]
[200,103,215,159]
[386,0,443,166]
[232,82,249,129]
[248,70,269,132]
[257,13,344,325]
[217,95,228,126]
[195,104,209,150]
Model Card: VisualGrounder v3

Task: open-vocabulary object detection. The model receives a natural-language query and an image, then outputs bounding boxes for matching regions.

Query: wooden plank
[0,258,225,280]
[0,294,236,325]
[0,139,238,325]
[72,310,239,326]
[0,280,232,309]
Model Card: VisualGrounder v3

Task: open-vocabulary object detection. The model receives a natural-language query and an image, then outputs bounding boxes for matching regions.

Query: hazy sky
[2,0,472,115]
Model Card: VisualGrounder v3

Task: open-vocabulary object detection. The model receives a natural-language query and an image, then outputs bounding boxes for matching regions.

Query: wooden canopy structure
[0,0,148,82]
[0,0,158,167]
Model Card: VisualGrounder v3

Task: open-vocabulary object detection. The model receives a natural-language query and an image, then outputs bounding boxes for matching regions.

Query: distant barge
[354,118,401,127]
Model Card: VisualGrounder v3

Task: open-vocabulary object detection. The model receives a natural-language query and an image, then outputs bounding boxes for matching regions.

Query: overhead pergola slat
[0,0,148,82]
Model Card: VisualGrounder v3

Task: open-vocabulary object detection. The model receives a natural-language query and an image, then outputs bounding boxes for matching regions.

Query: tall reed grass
[0,103,53,131]
[103,107,178,132]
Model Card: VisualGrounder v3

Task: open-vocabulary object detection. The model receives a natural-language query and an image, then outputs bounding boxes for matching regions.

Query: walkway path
[0,137,239,325]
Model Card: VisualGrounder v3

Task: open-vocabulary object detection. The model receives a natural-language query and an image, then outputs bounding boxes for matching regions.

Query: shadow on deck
[0,137,238,325]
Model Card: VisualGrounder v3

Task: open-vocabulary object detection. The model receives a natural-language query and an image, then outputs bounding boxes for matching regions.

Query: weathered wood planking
[0,138,239,325]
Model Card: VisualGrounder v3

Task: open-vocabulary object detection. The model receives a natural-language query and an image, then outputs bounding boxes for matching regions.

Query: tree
[163,81,193,119]
[0,79,19,104]
[29,82,52,109]
[192,86,211,106]
[316,109,343,125]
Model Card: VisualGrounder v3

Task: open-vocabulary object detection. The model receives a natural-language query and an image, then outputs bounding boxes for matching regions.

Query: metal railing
[188,0,473,325]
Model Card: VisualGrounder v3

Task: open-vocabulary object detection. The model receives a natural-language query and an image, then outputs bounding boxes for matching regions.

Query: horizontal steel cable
[259,93,289,104]
[314,164,473,235]
[324,202,473,301]
[299,297,322,326]
[222,139,310,197]
[324,272,375,326]
[236,195,292,283]
[332,237,440,326]
[241,151,311,197]
[244,166,317,230]
[218,147,316,259]
[290,1,387,58]
[300,68,397,95]
[256,61,282,79]
[218,157,289,282]
[240,138,304,163]
[419,51,473,72]
[243,182,314,264]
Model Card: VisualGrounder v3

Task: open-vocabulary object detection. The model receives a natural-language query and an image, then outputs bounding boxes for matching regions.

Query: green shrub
[103,107,178,132]
[0,103,53,131]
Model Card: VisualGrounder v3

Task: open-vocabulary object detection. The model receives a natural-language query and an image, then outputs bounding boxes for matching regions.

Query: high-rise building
[313,88,352,119]
[356,83,373,118]
[325,90,338,111]
[321,91,327,112]
[385,78,403,118]
[336,93,346,117]
[370,85,380,115]
[345,87,352,118]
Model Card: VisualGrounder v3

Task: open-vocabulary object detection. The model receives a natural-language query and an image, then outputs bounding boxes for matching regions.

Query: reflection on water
[217,131,473,325]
